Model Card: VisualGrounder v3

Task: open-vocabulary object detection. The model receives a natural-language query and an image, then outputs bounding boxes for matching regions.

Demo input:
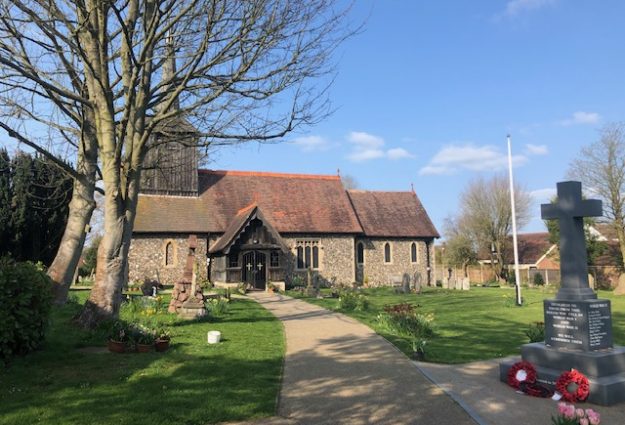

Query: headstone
[413,272,422,293]
[455,278,462,290]
[462,277,470,291]
[614,274,625,296]
[500,181,625,406]
[588,273,595,290]
[402,273,411,294]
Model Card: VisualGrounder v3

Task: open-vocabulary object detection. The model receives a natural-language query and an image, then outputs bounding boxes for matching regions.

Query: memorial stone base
[500,298,625,405]
[500,344,625,406]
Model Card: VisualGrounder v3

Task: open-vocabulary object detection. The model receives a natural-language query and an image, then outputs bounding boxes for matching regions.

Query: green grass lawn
[0,291,284,425]
[289,286,625,364]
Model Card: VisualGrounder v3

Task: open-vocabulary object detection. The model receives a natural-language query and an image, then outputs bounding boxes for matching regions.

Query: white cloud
[348,131,385,149]
[530,188,557,202]
[346,131,415,162]
[419,144,527,175]
[348,148,385,162]
[387,148,415,160]
[291,135,330,152]
[559,111,601,126]
[500,0,557,17]
[525,144,548,155]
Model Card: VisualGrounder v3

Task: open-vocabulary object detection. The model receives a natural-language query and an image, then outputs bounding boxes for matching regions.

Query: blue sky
[211,0,625,236]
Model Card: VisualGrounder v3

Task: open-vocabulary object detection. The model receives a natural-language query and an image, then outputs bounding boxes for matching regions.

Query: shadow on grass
[0,297,283,425]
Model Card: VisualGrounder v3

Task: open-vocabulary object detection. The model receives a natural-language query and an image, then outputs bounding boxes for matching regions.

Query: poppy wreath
[507,361,537,389]
[555,369,590,402]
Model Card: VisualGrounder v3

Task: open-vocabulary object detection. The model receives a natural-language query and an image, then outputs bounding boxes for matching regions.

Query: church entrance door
[242,251,266,290]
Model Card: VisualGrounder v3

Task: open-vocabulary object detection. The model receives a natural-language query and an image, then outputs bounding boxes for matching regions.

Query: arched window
[411,242,418,263]
[296,246,304,269]
[312,246,319,269]
[357,242,364,264]
[384,242,392,263]
[165,241,174,266]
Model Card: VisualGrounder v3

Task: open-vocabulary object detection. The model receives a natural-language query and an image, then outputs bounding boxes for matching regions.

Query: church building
[129,132,439,289]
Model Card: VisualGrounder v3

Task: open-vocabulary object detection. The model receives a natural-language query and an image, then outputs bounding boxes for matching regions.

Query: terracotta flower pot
[108,340,126,353]
[155,338,170,352]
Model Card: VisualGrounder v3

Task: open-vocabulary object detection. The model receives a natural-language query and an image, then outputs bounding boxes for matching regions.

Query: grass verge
[0,291,284,425]
[288,286,625,364]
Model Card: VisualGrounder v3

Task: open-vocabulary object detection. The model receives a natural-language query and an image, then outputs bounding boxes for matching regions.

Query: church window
[384,242,392,264]
[312,246,319,269]
[296,246,304,269]
[411,243,418,263]
[165,241,175,266]
[357,242,364,264]
[270,251,280,267]
[228,252,239,268]
[295,240,321,270]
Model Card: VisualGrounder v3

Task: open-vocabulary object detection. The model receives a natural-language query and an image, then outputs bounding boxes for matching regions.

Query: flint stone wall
[128,233,208,285]
[282,234,355,286]
[357,238,432,287]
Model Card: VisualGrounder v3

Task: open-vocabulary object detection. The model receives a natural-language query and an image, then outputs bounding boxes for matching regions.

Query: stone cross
[541,181,602,301]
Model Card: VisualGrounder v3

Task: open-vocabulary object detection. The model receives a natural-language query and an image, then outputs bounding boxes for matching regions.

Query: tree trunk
[47,179,95,303]
[47,132,98,304]
[614,219,625,271]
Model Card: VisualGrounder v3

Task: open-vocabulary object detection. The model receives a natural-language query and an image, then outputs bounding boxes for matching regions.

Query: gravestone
[499,181,625,405]
[455,278,462,290]
[413,272,422,294]
[462,277,470,291]
[402,273,411,294]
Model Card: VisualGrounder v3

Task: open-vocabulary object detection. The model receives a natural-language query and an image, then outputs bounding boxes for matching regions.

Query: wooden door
[242,251,267,290]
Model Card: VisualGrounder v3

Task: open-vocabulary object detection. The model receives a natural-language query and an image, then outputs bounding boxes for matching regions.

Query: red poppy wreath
[507,361,537,389]
[555,369,590,403]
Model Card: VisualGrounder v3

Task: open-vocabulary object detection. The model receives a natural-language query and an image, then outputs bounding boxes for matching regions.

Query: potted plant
[135,327,155,353]
[155,328,171,352]
[108,321,129,353]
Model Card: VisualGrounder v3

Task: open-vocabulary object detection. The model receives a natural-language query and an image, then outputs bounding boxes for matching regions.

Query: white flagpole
[507,135,522,306]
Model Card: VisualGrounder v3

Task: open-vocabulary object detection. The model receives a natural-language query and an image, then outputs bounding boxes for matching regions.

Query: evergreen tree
[0,148,11,256]
[10,152,34,261]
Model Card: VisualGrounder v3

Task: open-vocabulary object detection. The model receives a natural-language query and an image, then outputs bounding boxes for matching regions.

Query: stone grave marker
[500,181,625,405]
[455,277,462,290]
[461,277,470,291]
[413,272,422,293]
[402,273,411,294]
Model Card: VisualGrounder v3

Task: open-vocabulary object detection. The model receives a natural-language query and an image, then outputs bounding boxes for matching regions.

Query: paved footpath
[247,292,477,425]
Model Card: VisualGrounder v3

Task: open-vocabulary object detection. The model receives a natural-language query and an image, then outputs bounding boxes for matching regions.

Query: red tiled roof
[134,170,363,234]
[347,190,439,238]
[504,232,555,265]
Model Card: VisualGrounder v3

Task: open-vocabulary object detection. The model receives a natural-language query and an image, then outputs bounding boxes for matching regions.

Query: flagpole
[507,135,522,306]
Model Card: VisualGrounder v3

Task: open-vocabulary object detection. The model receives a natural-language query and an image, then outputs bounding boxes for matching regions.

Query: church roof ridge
[198,169,340,180]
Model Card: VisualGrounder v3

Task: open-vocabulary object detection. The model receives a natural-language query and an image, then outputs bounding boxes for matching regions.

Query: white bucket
[207,331,221,344]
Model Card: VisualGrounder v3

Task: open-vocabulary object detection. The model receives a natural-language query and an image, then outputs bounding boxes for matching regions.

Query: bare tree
[569,123,625,269]
[0,0,354,327]
[341,174,359,190]
[442,216,477,278]
[456,174,531,281]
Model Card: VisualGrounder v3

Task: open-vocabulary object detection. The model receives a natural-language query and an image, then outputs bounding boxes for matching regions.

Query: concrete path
[247,292,476,425]
[416,357,625,425]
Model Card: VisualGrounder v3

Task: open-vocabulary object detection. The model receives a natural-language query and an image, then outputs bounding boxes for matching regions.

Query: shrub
[533,273,545,286]
[378,302,434,339]
[0,258,53,363]
[206,297,229,317]
[526,321,545,343]
[337,290,369,311]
